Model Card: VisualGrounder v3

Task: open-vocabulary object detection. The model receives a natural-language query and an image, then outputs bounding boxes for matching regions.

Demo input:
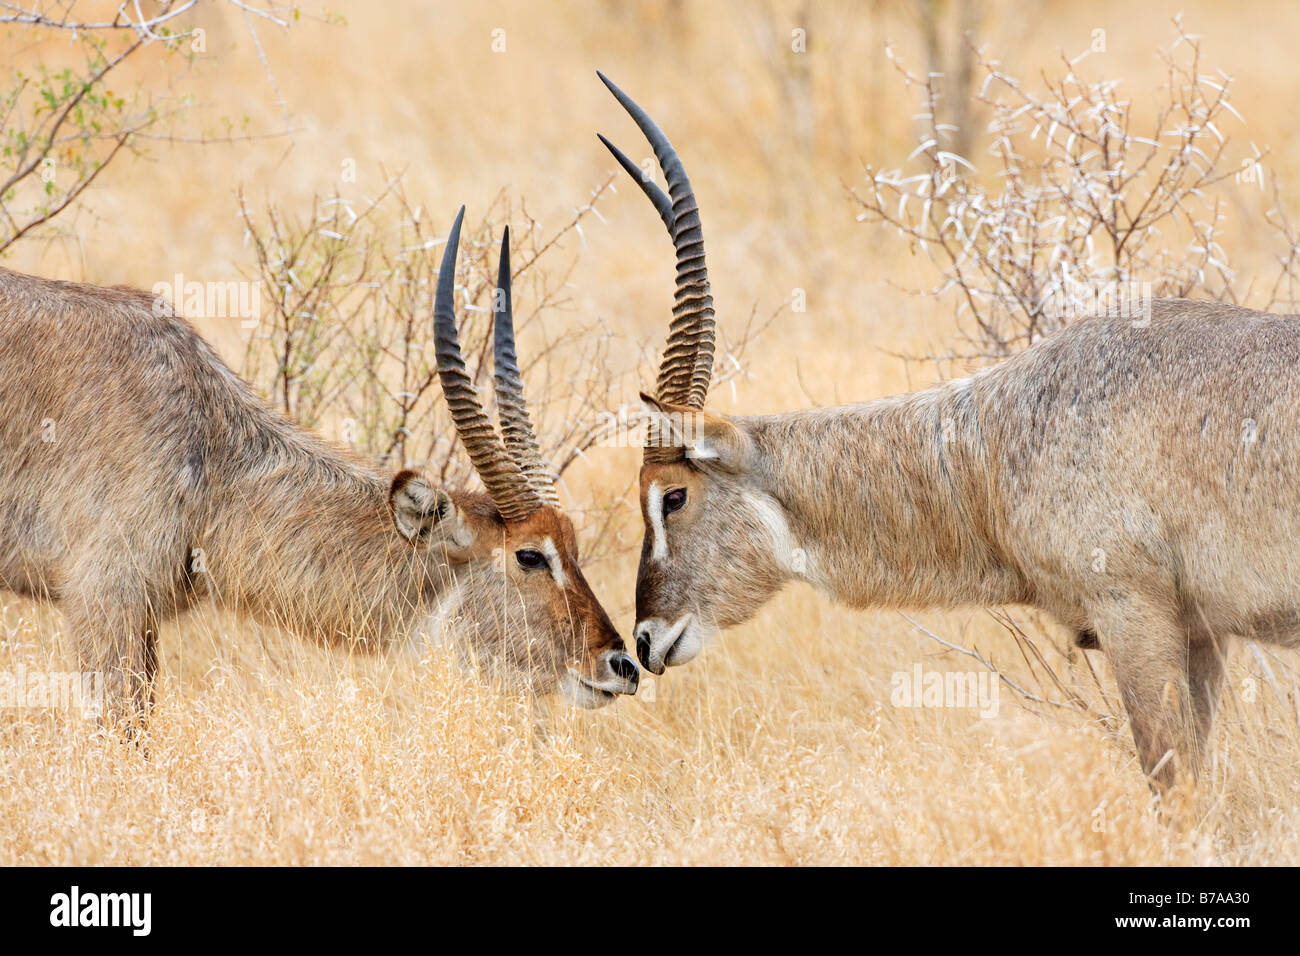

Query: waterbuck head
[395,206,638,706]
[598,74,794,675]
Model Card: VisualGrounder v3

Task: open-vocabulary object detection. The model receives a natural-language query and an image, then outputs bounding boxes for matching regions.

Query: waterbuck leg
[142,610,160,716]
[1186,634,1228,766]
[64,586,154,733]
[1089,594,1201,792]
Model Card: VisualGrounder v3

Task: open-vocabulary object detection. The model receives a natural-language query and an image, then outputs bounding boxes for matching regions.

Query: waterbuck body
[598,71,1299,789]
[0,235,637,725]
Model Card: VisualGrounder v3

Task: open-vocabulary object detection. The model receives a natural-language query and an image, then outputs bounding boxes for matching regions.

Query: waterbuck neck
[201,435,442,646]
[740,377,1031,610]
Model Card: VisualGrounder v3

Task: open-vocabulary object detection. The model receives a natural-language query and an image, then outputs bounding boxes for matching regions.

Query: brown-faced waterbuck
[0,204,638,727]
[598,71,1300,790]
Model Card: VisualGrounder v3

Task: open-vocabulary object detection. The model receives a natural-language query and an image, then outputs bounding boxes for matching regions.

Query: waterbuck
[0,204,638,726]
[598,72,1300,789]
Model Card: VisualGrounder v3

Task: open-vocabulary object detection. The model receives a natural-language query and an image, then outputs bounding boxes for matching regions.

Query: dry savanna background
[3,0,1300,865]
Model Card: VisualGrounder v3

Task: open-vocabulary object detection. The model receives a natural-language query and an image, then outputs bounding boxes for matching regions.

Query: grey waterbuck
[598,71,1300,790]
[0,204,638,726]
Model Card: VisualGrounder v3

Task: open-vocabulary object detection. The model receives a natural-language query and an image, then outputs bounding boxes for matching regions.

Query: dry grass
[6,596,1299,865]
[3,0,1300,865]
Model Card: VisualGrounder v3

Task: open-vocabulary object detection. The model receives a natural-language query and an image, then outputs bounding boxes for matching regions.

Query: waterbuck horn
[597,71,716,414]
[434,206,544,523]
[492,227,560,507]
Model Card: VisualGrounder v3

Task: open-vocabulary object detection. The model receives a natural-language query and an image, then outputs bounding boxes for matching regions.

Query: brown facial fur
[482,507,625,686]
[635,460,787,633]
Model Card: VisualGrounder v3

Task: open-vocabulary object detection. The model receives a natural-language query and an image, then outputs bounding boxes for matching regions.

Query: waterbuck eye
[663,488,687,516]
[515,548,548,571]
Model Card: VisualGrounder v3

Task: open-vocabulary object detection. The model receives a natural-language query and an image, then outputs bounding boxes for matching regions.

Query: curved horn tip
[497,226,510,291]
[440,205,467,269]
[599,73,640,114]
[596,71,640,110]
[598,135,676,231]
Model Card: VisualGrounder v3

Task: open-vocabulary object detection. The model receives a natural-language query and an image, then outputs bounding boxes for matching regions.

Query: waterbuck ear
[389,470,455,544]
[640,392,751,472]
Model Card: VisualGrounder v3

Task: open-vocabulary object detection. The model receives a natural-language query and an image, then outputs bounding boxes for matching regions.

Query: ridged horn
[435,206,543,524]
[492,227,560,507]
[597,70,716,412]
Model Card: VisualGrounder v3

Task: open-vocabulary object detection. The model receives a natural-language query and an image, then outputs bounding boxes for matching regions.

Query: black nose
[635,634,652,669]
[610,651,639,690]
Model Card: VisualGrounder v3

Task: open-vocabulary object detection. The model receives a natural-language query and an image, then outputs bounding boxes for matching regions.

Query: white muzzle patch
[634,613,705,675]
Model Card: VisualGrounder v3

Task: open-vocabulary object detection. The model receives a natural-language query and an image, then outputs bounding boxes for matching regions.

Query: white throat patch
[742,489,814,582]
[646,481,670,563]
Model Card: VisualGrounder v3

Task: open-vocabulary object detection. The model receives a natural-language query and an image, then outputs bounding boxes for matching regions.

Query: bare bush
[854,17,1300,362]
[0,1,297,256]
[238,175,620,481]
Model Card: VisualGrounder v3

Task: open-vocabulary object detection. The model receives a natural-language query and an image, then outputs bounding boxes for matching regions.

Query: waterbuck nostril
[635,633,652,668]
[610,651,639,688]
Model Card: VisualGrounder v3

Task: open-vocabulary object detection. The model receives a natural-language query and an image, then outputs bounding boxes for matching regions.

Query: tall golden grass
[3,0,1300,864]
